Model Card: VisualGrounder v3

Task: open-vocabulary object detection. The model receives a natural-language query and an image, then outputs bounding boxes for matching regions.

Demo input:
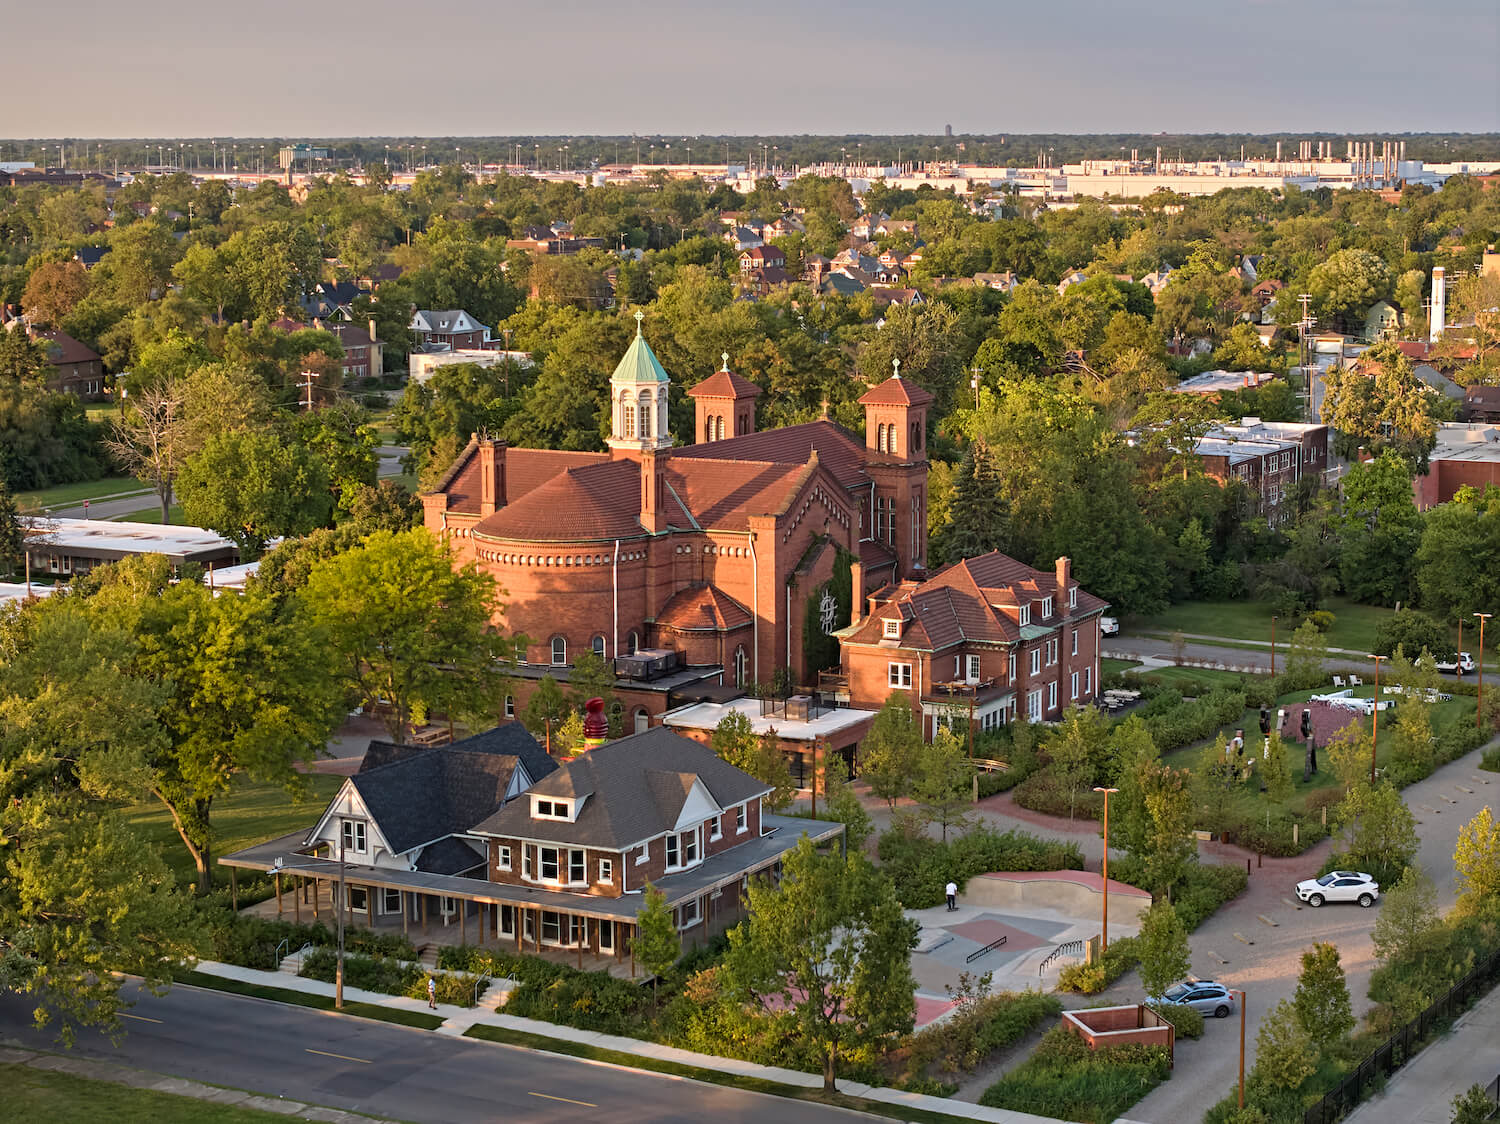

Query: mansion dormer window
[1018,604,1030,626]
[883,618,901,639]
[1068,586,1077,609]
[1041,597,1053,618]
[341,819,366,855]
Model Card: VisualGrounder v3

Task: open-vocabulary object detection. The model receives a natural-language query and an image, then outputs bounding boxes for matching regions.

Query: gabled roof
[32,328,99,366]
[656,584,753,632]
[343,749,521,856]
[673,419,872,491]
[859,375,935,408]
[470,727,771,849]
[411,309,485,334]
[687,369,762,401]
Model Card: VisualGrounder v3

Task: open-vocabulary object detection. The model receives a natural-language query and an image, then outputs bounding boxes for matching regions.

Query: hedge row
[877,825,1085,909]
[899,990,1062,1083]
[297,948,488,1007]
[207,913,417,970]
[1141,687,1248,753]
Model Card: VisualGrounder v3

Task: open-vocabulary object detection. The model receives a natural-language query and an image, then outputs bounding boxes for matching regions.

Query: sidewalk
[0,1043,396,1123]
[1343,994,1500,1124]
[191,960,1067,1124]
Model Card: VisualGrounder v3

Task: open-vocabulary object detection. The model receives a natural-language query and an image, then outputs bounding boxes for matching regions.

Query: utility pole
[336,835,346,1009]
[1092,787,1119,951]
[299,369,319,412]
[1477,614,1492,729]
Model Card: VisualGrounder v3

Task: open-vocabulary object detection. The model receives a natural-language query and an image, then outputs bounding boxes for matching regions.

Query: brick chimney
[1055,556,1071,602]
[640,447,668,533]
[848,559,864,626]
[478,438,507,516]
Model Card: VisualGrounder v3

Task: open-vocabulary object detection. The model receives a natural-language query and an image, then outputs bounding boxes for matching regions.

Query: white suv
[1296,871,1379,908]
[1433,651,1475,675]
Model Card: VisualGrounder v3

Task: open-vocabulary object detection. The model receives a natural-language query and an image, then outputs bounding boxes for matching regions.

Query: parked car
[1149,980,1236,1018]
[1100,616,1119,636]
[1433,651,1475,675]
[1296,871,1379,907]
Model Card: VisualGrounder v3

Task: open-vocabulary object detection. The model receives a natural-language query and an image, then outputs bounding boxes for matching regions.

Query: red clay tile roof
[687,370,762,400]
[674,420,871,491]
[666,457,811,530]
[858,375,935,408]
[436,444,608,516]
[474,459,665,542]
[655,585,753,632]
[859,538,898,574]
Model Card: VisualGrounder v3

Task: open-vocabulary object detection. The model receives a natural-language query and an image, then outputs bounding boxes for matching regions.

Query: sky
[10,0,1499,138]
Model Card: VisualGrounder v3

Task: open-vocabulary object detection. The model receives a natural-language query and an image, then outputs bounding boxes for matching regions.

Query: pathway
[1342,995,1500,1124]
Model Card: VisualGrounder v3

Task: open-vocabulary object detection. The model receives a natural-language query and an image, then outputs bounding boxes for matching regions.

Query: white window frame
[883,618,901,639]
[888,661,913,689]
[497,845,512,872]
[568,849,586,885]
[1027,690,1042,721]
[1048,681,1058,710]
[1068,586,1077,609]
[1083,667,1092,694]
[1018,604,1030,626]
[677,897,701,930]
[1042,597,1053,618]
[522,846,533,879]
[1029,648,1041,676]
[348,886,369,914]
[598,918,614,952]
[682,829,699,865]
[340,819,366,856]
[600,858,614,884]
[1009,653,1017,683]
[665,834,680,869]
[636,844,649,865]
[539,846,560,883]
[1071,630,1079,657]
[710,816,723,842]
[504,695,515,718]
[966,654,981,683]
[736,805,748,833]
[1070,671,1080,700]
[382,887,402,915]
[533,798,571,821]
[550,636,567,666]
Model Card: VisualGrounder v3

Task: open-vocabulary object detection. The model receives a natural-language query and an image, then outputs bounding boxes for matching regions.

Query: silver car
[1151,980,1236,1018]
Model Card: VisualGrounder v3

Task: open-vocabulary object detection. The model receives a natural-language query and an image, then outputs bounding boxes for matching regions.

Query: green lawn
[1100,657,1141,678]
[1141,597,1401,655]
[1132,665,1267,690]
[0,1063,303,1123]
[109,504,187,524]
[122,773,343,889]
[175,971,443,1029]
[385,471,419,493]
[464,1025,974,1124]
[14,474,150,511]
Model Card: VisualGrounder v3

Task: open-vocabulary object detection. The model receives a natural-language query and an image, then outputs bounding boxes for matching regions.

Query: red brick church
[421,312,932,704]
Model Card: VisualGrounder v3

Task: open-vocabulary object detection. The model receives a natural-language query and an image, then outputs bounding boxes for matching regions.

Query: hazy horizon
[12,0,1499,138]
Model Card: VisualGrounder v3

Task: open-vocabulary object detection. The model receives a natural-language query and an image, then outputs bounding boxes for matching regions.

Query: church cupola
[858,357,935,461]
[608,310,674,456]
[686,352,762,444]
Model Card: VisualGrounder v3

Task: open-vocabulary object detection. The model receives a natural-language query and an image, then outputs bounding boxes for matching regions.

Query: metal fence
[1304,945,1500,1124]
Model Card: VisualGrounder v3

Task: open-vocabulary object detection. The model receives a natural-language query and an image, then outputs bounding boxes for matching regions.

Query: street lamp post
[1477,613,1492,729]
[1371,654,1388,784]
[1457,617,1465,683]
[1270,615,1277,677]
[1231,988,1247,1108]
[1092,786,1119,951]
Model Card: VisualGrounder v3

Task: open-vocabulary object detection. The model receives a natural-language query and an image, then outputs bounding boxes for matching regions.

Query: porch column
[312,878,320,920]
[702,894,710,943]
[422,894,428,934]
[480,901,486,943]
[576,917,583,970]
[460,899,467,945]
[629,926,635,978]
[274,872,283,919]
[534,907,541,953]
[294,876,301,923]
[402,892,409,936]
[515,907,522,951]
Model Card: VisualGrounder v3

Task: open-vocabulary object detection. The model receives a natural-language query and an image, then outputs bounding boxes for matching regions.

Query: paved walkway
[1344,996,1500,1124]
[0,1042,395,1123]
[191,960,1066,1123]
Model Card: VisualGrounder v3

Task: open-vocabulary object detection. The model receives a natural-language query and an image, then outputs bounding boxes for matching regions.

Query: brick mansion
[421,313,1108,738]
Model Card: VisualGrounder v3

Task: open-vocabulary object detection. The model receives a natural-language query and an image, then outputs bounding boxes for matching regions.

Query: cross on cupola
[607,309,674,454]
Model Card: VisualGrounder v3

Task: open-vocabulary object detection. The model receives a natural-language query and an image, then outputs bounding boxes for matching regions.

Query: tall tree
[1338,451,1423,604]
[300,529,507,742]
[1251,999,1317,1091]
[177,430,334,559]
[860,693,922,809]
[1417,485,1500,627]
[0,594,203,1039]
[104,380,186,523]
[1292,942,1355,1051]
[1137,900,1191,1000]
[724,835,917,1091]
[634,882,681,1000]
[912,726,974,842]
[1042,705,1109,820]
[521,675,572,752]
[21,260,91,327]
[0,325,53,386]
[1454,807,1500,911]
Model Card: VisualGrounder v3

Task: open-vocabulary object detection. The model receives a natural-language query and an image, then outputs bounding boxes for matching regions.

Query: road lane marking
[305,1048,370,1064]
[528,1092,598,1107]
[118,1013,162,1023]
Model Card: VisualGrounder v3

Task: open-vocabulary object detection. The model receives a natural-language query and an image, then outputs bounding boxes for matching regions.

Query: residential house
[726,227,764,252]
[73,246,110,270]
[836,553,1109,735]
[31,327,105,397]
[870,288,925,308]
[1240,255,1263,284]
[1171,369,1279,397]
[323,320,384,382]
[1189,419,1331,522]
[738,246,786,273]
[973,272,1020,294]
[1138,267,1174,297]
[1363,300,1402,342]
[410,309,492,352]
[1056,271,1089,294]
[221,725,843,970]
[1463,386,1500,424]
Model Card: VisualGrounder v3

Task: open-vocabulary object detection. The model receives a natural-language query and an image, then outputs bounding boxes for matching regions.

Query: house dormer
[1017,602,1030,627]
[1041,596,1053,619]
[531,794,583,822]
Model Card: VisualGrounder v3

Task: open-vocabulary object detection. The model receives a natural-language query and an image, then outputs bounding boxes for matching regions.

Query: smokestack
[368,317,378,344]
[1430,267,1446,344]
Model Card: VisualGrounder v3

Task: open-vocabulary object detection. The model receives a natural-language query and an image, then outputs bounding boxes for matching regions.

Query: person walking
[945,880,958,912]
[427,975,438,1009]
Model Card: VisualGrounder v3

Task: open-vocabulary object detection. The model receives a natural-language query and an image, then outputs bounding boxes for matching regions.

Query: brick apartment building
[421,316,933,726]
[1190,419,1330,522]
[836,552,1109,737]
[1413,423,1500,508]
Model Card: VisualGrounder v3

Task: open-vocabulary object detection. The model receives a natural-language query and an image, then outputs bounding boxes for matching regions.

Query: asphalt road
[0,981,873,1124]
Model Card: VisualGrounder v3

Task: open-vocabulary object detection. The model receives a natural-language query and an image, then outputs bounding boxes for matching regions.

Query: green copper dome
[611,310,670,384]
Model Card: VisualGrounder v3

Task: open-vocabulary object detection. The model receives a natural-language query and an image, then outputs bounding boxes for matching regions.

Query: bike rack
[1038,939,1085,976]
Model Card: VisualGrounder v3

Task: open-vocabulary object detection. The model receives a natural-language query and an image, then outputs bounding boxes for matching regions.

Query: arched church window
[622,393,635,438]
[592,634,606,658]
[638,393,652,440]
[877,423,886,452]
[550,636,567,665]
[715,415,724,441]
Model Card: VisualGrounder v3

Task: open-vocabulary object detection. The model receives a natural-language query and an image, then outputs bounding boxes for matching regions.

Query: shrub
[899,989,1062,1081]
[298,948,421,995]
[1218,808,1329,856]
[1147,1001,1205,1038]
[1142,688,1247,753]
[437,944,502,973]
[1373,611,1448,660]
[1012,771,1105,820]
[1482,746,1500,774]
[1168,863,1249,930]
[979,1026,1171,1123]
[877,824,1084,909]
[502,963,654,1036]
[976,768,1028,797]
[1304,787,1344,814]
[1058,936,1140,994]
[208,913,332,970]
[1307,610,1336,632]
[406,970,488,1007]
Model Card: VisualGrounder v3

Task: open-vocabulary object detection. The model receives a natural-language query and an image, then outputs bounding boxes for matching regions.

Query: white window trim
[1068,586,1077,608]
[883,618,901,638]
[635,844,649,865]
[710,817,723,841]
[340,818,366,856]
[1018,604,1030,626]
[888,661,913,688]
[1029,649,1040,676]
[504,695,515,718]
[497,845,512,872]
[736,805,748,833]
[1048,681,1058,709]
[665,834,680,870]
[600,858,614,884]
[568,849,587,886]
[1042,597,1053,618]
[381,887,402,915]
[677,897,702,930]
[1071,630,1079,657]
[1070,671,1079,701]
